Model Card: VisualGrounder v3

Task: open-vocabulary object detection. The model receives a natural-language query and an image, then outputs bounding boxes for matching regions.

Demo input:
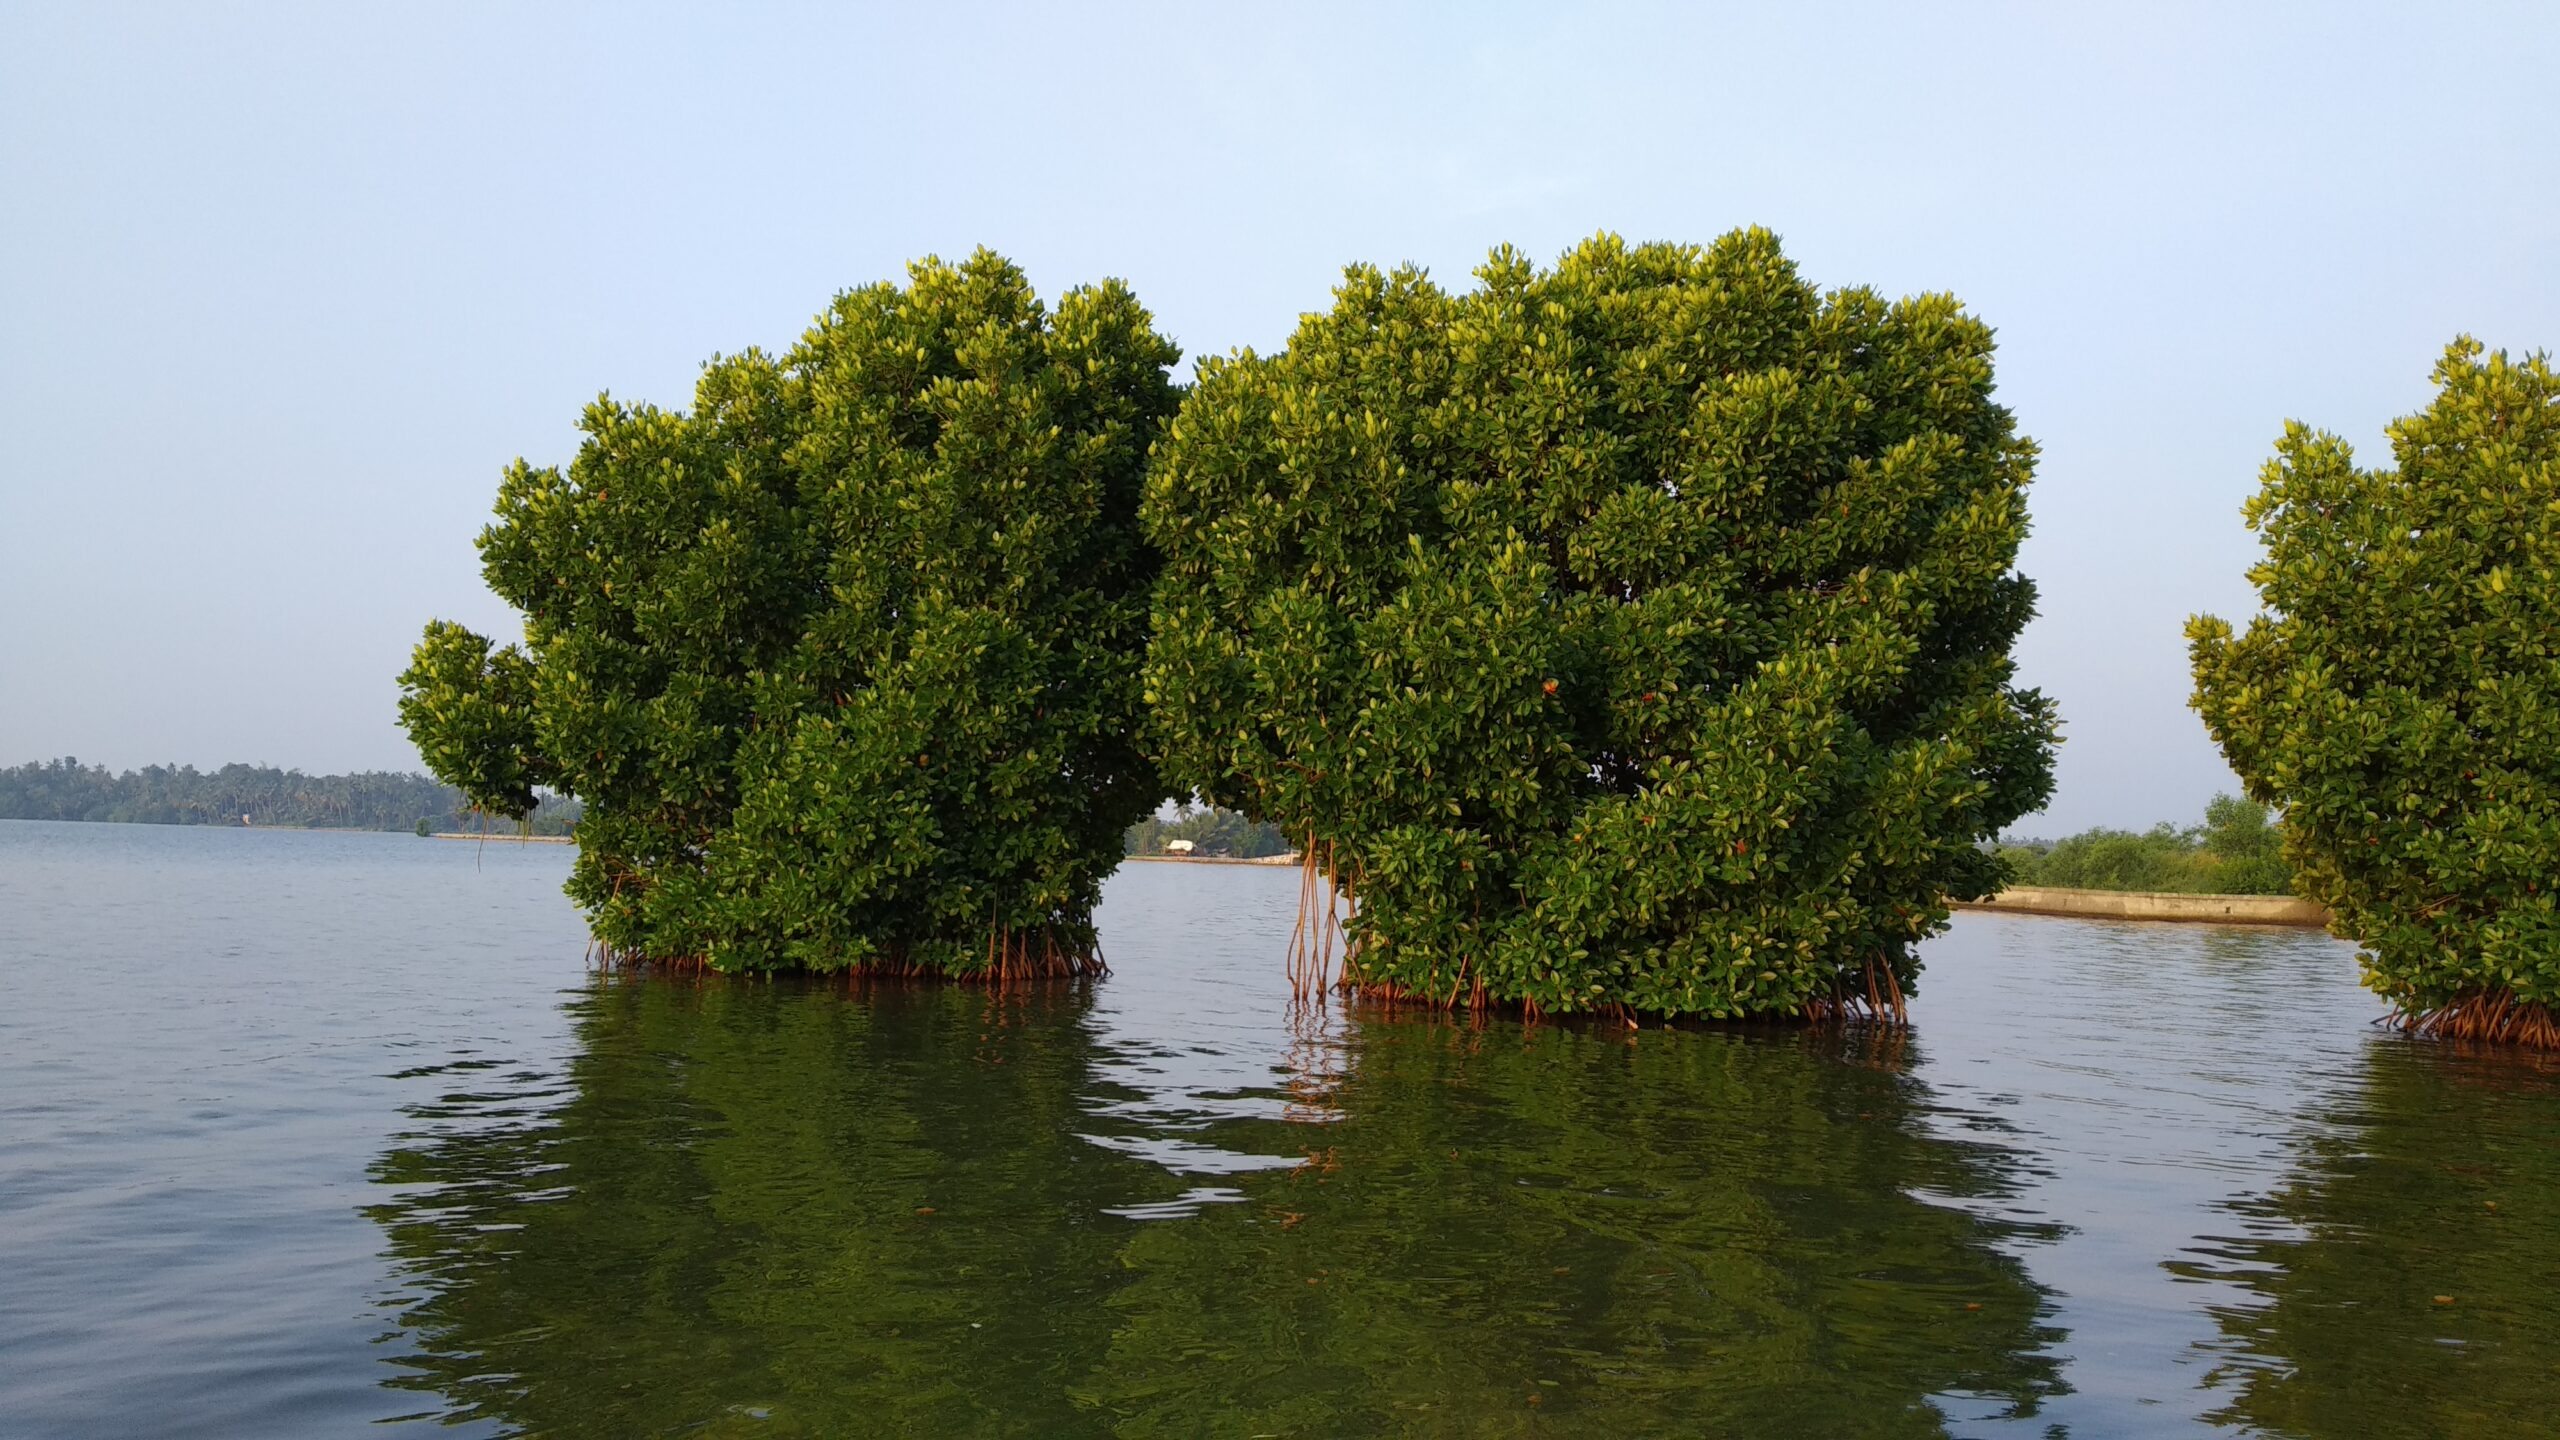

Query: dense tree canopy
[2190,340,2560,1045]
[1142,230,2055,1021]
[399,252,1180,975]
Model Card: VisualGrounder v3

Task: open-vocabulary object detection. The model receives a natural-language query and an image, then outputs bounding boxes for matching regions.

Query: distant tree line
[1997,794,2291,895]
[1124,804,1292,859]
[0,757,579,834]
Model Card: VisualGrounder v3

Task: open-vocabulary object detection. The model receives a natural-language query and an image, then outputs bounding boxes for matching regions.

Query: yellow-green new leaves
[2191,340,2560,1034]
[1142,231,2056,1020]
[399,251,1181,972]
[396,621,551,818]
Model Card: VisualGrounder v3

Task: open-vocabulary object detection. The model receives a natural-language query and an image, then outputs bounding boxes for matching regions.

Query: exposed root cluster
[2391,990,2560,1050]
[1347,975,1500,1015]
[1306,920,1916,1033]
[978,918,1110,983]
[1802,953,1910,1028]
[585,939,696,972]
[582,920,1107,985]
[1287,836,1353,1001]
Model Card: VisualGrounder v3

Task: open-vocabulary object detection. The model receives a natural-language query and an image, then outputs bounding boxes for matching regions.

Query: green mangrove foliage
[2190,341,2560,1046]
[1142,230,2055,1021]
[399,252,1181,975]
[1997,794,2293,895]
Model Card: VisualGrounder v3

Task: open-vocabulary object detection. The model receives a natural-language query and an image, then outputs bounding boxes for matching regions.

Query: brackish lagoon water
[2,820,2555,1438]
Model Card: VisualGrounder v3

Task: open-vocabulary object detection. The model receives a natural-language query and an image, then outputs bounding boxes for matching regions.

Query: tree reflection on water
[2183,1040,2560,1439]
[368,976,2067,1437]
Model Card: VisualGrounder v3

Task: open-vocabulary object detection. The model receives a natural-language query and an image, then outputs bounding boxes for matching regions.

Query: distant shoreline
[1957,884,2330,928]
[1,817,486,837]
[1123,852,1299,867]
[428,831,575,845]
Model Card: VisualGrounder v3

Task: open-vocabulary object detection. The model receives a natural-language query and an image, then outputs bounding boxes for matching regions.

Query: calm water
[2,821,2555,1438]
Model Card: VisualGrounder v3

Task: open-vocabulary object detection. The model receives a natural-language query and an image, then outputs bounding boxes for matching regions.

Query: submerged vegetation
[1998,794,2293,895]
[1142,230,2055,1022]
[400,252,1180,977]
[2191,341,2560,1047]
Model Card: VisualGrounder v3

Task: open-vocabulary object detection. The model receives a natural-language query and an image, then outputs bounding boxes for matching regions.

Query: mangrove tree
[2190,339,2560,1046]
[399,251,1181,975]
[1141,230,2056,1021]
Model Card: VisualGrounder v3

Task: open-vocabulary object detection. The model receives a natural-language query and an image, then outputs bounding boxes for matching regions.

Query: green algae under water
[2,820,2556,1437]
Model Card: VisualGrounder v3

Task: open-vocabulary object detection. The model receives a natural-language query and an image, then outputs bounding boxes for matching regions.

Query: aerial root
[1286,833,1356,1002]
[1802,953,1911,1029]
[972,919,1105,985]
[2393,990,2560,1050]
[586,944,709,976]
[1340,975,1498,1026]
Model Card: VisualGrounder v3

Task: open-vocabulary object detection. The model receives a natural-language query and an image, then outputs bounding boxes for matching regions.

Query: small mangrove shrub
[400,252,1180,975]
[2190,340,2560,1046]
[1141,230,2057,1021]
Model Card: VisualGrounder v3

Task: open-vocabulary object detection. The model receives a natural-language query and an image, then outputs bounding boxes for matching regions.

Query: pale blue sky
[3,2,2554,832]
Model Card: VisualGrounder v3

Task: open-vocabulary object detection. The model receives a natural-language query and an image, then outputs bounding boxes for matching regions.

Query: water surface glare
[2,820,2555,1436]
